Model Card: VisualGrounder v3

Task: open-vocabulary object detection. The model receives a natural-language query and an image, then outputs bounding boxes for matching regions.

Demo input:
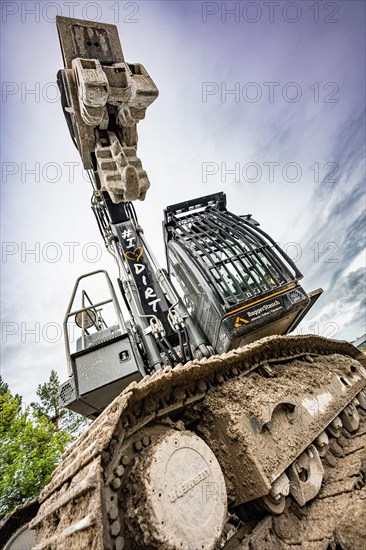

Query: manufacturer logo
[234,316,249,327]
[247,299,281,319]
[168,468,210,502]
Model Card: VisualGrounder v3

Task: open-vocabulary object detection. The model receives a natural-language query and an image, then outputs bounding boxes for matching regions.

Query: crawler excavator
[1,16,366,550]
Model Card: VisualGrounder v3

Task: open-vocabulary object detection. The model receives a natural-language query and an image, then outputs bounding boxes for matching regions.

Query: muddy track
[223,412,366,549]
[2,335,365,550]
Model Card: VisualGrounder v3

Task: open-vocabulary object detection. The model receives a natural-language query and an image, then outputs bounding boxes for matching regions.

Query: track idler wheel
[123,430,227,549]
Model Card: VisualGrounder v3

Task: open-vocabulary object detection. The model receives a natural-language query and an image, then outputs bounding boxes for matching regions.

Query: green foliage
[0,389,70,519]
[31,369,60,426]
[31,369,90,438]
[0,376,9,396]
[0,370,90,519]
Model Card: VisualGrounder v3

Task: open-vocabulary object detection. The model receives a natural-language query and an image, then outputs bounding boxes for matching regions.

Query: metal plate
[56,16,124,68]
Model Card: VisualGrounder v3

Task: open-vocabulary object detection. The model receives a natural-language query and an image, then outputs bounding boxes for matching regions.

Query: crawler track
[222,410,366,549]
[2,335,365,550]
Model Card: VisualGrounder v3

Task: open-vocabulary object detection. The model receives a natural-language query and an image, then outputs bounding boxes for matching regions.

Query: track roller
[261,473,290,514]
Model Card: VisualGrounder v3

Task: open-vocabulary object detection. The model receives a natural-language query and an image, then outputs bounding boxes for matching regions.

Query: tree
[0,388,70,519]
[0,376,9,396]
[31,369,90,439]
[0,371,91,519]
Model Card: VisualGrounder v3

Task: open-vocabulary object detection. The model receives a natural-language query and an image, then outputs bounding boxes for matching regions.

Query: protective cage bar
[165,193,303,309]
[63,270,126,376]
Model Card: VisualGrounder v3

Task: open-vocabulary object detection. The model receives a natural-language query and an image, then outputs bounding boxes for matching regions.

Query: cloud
[299,266,366,341]
[295,107,365,283]
[292,106,365,341]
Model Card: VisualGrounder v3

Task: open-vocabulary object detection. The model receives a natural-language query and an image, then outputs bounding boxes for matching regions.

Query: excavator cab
[60,193,323,419]
[164,193,323,354]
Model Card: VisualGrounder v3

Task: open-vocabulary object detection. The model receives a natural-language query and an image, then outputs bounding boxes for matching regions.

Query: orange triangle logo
[234,316,249,328]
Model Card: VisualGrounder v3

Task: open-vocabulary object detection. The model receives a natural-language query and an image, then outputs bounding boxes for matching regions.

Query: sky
[1,0,365,404]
